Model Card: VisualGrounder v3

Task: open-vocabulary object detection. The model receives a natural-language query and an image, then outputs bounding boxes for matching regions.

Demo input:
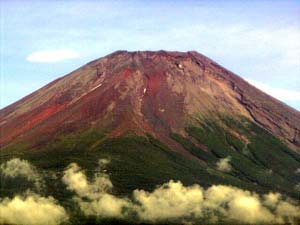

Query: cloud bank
[26,49,80,63]
[62,159,300,224]
[0,194,68,225]
[1,158,299,224]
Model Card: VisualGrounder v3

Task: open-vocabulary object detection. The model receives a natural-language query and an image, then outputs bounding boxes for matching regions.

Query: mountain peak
[1,50,299,152]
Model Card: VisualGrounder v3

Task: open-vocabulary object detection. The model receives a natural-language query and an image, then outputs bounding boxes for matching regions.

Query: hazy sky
[1,0,299,109]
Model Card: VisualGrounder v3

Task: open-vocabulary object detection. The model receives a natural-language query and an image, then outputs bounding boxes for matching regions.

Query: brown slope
[1,50,299,153]
[188,51,300,149]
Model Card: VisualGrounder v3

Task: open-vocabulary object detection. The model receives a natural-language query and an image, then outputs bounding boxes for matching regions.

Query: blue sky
[1,0,300,109]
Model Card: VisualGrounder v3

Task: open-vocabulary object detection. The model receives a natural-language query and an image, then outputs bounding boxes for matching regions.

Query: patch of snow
[143,88,147,94]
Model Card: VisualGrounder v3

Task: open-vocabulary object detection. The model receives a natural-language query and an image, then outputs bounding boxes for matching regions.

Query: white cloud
[26,49,80,63]
[0,159,68,225]
[62,160,113,199]
[62,160,131,219]
[216,157,232,172]
[0,158,44,191]
[134,182,300,224]
[133,180,204,222]
[246,79,300,102]
[0,194,68,225]
[203,185,274,224]
[62,159,300,224]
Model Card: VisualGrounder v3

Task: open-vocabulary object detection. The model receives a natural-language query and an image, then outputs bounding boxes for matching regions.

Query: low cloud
[1,158,299,224]
[134,183,300,224]
[204,186,273,224]
[26,49,80,63]
[62,159,131,218]
[133,181,204,222]
[0,193,68,225]
[216,157,232,172]
[62,159,300,224]
[0,158,44,191]
[0,158,68,225]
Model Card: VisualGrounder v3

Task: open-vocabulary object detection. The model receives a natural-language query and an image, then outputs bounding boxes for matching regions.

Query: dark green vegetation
[179,116,300,198]
[1,116,300,224]
[1,126,252,198]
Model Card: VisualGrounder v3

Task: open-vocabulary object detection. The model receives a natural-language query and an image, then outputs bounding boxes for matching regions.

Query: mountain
[1,50,300,225]
[1,51,299,149]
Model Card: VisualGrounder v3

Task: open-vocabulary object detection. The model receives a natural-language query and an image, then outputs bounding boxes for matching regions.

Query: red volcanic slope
[1,51,299,153]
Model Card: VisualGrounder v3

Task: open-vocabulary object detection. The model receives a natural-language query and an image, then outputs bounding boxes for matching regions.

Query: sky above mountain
[1,0,299,109]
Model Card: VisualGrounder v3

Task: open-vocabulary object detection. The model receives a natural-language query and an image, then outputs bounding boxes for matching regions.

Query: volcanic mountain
[1,51,300,213]
[1,51,299,148]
